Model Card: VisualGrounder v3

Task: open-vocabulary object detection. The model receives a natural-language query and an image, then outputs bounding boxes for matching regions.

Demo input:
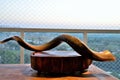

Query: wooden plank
[88,65,118,80]
[0,64,118,80]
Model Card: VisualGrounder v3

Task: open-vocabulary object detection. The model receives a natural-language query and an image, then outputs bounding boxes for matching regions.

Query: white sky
[0,0,120,27]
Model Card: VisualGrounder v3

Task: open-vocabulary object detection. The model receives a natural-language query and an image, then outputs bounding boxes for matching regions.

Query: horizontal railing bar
[0,28,120,33]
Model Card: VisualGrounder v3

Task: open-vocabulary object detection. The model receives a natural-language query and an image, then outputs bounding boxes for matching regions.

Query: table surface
[0,64,118,80]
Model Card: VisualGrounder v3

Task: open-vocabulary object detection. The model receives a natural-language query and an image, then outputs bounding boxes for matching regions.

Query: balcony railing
[0,27,120,79]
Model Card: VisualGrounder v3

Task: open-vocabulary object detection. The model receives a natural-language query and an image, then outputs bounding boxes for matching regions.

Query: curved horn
[0,34,115,61]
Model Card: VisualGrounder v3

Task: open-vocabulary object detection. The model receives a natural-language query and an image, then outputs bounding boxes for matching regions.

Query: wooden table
[0,64,118,80]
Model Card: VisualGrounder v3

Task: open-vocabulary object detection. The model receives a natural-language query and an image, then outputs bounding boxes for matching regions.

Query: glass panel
[0,32,20,64]
[24,32,83,63]
[88,33,120,79]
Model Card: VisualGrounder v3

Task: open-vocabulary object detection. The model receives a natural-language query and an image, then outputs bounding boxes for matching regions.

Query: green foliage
[0,49,20,64]
[24,50,31,63]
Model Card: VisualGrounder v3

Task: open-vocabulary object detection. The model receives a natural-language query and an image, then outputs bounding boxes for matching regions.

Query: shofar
[0,34,115,61]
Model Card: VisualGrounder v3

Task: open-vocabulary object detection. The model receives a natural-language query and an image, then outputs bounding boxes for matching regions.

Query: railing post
[20,31,24,64]
[83,32,87,44]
